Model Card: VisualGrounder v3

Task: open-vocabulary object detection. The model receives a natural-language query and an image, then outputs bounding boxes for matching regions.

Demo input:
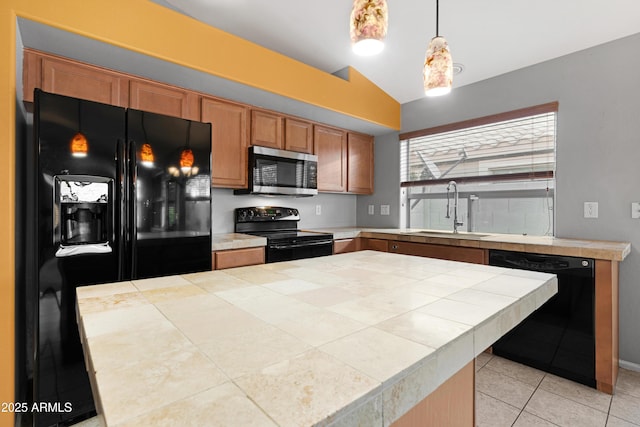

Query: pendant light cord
[435,0,440,36]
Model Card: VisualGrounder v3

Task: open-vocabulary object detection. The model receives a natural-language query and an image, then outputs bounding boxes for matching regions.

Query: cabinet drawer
[389,241,486,264]
[213,247,265,270]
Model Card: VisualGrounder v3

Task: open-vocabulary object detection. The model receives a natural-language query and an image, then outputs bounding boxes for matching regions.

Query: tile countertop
[212,232,267,251]
[212,227,631,261]
[76,251,557,427]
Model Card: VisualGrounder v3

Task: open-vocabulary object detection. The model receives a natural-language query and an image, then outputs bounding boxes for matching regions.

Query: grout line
[511,371,547,427]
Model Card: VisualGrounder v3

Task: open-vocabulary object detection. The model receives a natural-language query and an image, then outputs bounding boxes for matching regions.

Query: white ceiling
[155,0,640,104]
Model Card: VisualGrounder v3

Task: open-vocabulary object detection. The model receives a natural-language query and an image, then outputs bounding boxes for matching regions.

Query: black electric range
[234,207,334,263]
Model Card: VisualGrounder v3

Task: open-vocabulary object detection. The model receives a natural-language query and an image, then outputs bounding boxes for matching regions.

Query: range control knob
[248,209,255,218]
[239,210,247,221]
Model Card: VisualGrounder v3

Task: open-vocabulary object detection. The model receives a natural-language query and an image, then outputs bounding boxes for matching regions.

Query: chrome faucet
[446,180,463,233]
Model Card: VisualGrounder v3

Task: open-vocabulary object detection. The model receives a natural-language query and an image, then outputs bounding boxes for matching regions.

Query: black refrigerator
[27,89,212,426]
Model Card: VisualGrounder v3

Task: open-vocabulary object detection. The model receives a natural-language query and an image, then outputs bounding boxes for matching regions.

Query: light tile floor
[476,353,640,427]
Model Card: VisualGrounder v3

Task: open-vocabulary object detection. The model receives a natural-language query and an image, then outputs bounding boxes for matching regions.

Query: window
[400,102,557,236]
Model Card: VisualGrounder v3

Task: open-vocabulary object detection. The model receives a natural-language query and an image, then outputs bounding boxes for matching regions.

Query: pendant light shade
[70,100,88,157]
[424,36,453,96]
[423,0,453,97]
[139,113,154,167]
[70,132,88,158]
[179,148,194,173]
[350,0,388,56]
[140,143,155,167]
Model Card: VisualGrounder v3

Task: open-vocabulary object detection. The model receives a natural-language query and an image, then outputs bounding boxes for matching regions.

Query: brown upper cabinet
[23,49,375,193]
[284,117,314,154]
[24,49,129,106]
[314,125,347,192]
[201,96,250,188]
[250,110,314,154]
[250,109,283,149]
[128,79,200,121]
[347,132,374,194]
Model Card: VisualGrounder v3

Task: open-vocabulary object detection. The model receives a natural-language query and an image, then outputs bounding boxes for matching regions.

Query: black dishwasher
[489,250,596,387]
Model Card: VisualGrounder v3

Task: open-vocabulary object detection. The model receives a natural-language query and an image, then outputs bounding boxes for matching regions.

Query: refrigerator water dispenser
[54,175,113,256]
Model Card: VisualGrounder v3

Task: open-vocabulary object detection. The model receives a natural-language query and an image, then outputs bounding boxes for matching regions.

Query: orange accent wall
[1,7,16,426]
[1,1,400,425]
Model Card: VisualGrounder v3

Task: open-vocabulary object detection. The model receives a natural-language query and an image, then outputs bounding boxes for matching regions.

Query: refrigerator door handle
[128,140,138,279]
[116,139,127,281]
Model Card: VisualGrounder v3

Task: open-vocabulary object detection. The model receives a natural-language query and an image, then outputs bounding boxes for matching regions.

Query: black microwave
[234,146,318,196]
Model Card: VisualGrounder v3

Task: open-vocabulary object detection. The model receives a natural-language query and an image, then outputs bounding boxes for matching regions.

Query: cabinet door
[333,238,361,254]
[362,238,389,252]
[251,109,283,149]
[213,247,265,270]
[285,118,313,153]
[347,132,374,194]
[201,97,250,188]
[33,53,128,106]
[389,241,486,264]
[314,125,347,192]
[129,79,199,120]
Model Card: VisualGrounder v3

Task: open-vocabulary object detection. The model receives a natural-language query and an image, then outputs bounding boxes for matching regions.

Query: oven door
[266,239,333,263]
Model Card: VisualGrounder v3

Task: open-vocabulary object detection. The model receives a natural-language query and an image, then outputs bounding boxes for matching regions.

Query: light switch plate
[381,205,390,216]
[315,205,321,215]
[584,202,598,218]
[368,205,374,215]
[632,202,640,219]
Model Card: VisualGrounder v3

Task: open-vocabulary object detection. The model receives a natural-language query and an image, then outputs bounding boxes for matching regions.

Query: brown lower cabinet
[389,241,486,264]
[391,361,474,427]
[212,247,265,270]
[333,238,361,254]
[361,238,389,252]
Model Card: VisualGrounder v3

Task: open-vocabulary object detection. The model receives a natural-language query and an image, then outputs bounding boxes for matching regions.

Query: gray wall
[357,32,640,367]
[212,189,357,233]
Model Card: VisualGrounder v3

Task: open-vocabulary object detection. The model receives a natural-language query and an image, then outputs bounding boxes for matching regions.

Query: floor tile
[610,392,640,425]
[606,415,640,427]
[476,366,536,409]
[475,392,520,427]
[513,411,559,426]
[475,352,493,371]
[484,354,545,387]
[538,374,612,413]
[525,388,608,427]
[616,368,640,399]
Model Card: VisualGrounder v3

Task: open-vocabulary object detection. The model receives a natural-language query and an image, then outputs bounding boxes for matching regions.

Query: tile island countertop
[77,251,557,426]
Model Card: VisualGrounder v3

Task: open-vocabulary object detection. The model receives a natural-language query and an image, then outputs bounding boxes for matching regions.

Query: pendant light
[139,113,155,168]
[179,121,194,174]
[70,100,88,157]
[350,0,388,56]
[424,0,453,97]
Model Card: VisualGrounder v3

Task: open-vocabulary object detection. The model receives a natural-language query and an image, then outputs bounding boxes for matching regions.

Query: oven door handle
[269,240,333,250]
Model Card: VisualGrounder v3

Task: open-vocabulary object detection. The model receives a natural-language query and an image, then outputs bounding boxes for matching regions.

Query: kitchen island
[76,251,557,426]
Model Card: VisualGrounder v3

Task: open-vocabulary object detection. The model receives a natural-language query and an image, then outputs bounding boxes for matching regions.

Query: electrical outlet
[632,202,640,219]
[315,204,321,215]
[584,202,598,218]
[368,205,374,215]
[380,205,390,216]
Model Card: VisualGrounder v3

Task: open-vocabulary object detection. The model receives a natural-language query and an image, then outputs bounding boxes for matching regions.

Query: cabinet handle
[391,244,398,250]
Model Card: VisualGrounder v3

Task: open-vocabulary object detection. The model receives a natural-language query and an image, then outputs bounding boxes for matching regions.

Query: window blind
[401,104,557,186]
